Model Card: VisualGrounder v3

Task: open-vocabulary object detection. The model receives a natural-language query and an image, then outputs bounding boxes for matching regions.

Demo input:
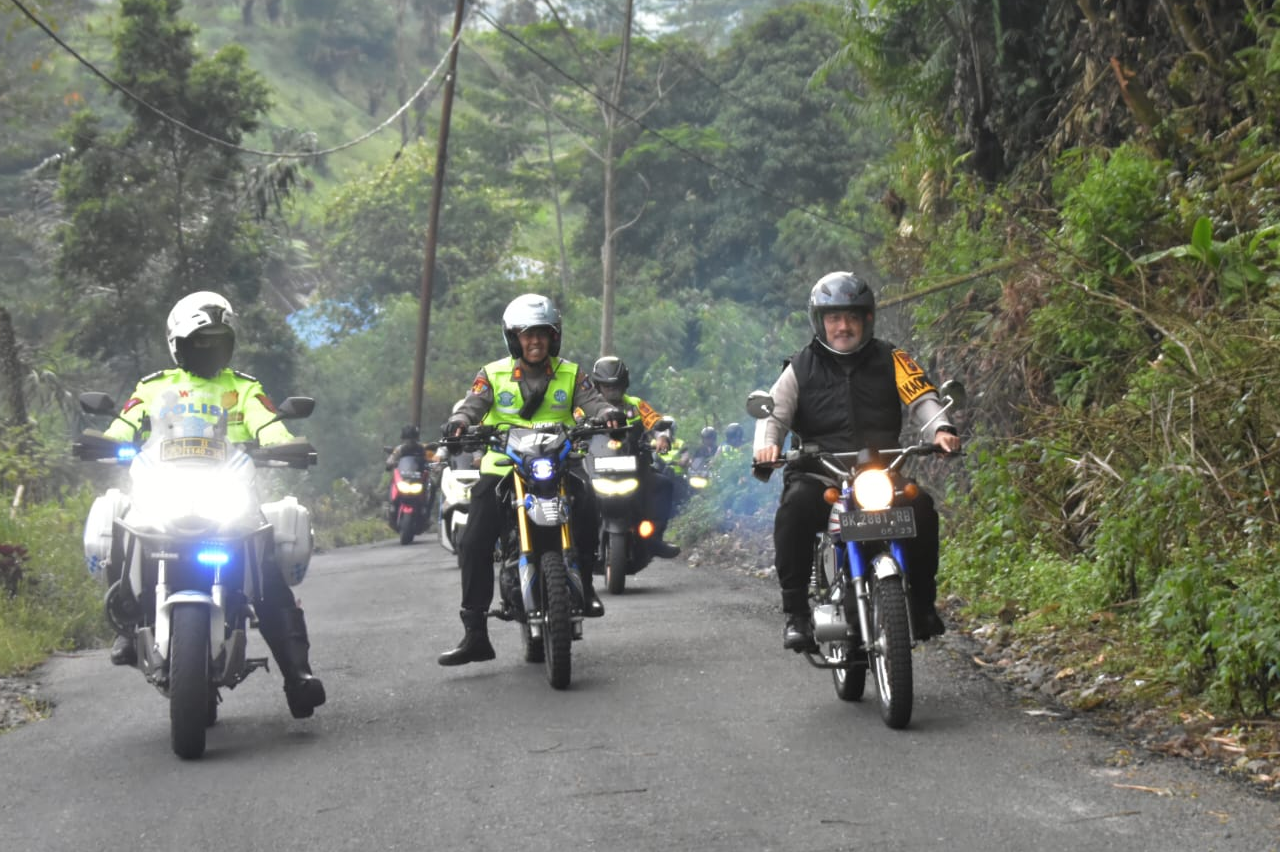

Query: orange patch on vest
[893,350,936,405]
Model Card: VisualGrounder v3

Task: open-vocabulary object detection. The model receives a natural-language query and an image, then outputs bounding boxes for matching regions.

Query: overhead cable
[9,0,465,159]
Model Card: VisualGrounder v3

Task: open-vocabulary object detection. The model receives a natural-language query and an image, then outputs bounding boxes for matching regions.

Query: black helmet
[808,271,875,354]
[502,294,562,360]
[724,422,744,446]
[591,356,630,392]
[700,426,717,443]
[401,424,420,442]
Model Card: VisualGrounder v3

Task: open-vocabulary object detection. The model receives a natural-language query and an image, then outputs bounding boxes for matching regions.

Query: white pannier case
[262,496,313,586]
[83,488,131,579]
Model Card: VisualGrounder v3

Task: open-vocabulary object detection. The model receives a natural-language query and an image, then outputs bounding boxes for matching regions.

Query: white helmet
[501,293,562,360]
[166,291,236,377]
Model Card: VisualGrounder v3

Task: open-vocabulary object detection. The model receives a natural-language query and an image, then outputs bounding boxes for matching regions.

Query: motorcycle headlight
[593,477,639,496]
[397,481,424,495]
[132,467,255,528]
[688,475,709,490]
[852,469,894,511]
[529,458,556,481]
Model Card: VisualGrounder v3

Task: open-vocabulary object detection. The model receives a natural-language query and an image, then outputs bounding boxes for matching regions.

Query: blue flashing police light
[196,548,230,568]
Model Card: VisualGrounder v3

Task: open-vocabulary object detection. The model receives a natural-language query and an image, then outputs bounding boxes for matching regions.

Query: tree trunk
[543,110,571,304]
[0,307,28,428]
[599,0,634,357]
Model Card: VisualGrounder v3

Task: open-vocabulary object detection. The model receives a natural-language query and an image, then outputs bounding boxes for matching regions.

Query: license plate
[840,507,916,541]
[160,437,227,462]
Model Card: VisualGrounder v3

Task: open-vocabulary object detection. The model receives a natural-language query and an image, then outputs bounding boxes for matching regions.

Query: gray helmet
[724,422,744,446]
[808,272,875,354]
[502,293,562,360]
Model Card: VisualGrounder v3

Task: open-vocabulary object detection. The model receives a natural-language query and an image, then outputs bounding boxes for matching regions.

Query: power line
[9,0,464,160]
[472,5,876,240]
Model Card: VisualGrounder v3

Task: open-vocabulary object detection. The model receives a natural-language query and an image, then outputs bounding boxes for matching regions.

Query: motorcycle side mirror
[745,390,774,420]
[938,379,967,410]
[79,391,117,416]
[275,396,315,420]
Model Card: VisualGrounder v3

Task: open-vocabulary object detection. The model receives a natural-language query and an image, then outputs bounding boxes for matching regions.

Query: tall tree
[54,0,298,391]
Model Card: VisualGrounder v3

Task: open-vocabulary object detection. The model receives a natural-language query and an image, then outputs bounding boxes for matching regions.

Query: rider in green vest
[98,291,325,720]
[437,294,624,667]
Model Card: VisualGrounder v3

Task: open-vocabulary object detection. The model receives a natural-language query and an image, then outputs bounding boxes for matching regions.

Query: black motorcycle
[584,423,656,595]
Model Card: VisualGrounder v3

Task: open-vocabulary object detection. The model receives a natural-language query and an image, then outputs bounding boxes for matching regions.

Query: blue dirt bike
[746,380,965,729]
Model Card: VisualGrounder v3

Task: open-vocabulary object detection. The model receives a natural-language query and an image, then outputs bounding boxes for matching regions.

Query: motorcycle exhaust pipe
[811,603,851,643]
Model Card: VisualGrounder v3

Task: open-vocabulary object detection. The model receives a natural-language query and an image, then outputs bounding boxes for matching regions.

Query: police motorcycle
[746,380,965,729]
[439,419,619,690]
[76,391,317,758]
[583,422,656,595]
[435,444,481,556]
[383,447,433,545]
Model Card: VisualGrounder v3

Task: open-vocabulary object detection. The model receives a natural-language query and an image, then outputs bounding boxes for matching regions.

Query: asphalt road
[2,536,1277,852]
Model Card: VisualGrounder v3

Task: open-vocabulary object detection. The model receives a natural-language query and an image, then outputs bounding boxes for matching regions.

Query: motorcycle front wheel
[169,603,211,759]
[540,551,573,690]
[397,509,415,545]
[870,577,914,729]
[603,530,628,595]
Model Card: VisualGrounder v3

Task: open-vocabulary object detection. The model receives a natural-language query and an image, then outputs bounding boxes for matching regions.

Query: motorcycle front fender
[601,515,631,535]
[155,591,224,663]
[870,552,902,581]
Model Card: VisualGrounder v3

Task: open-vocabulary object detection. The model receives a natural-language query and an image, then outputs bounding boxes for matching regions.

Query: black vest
[790,338,903,453]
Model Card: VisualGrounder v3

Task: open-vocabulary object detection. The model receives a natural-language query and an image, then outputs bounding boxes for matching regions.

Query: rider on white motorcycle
[97,291,326,719]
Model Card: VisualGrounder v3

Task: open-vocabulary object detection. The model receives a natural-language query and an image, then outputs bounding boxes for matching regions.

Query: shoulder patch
[893,349,936,405]
[232,369,259,382]
[139,370,167,384]
[471,374,491,396]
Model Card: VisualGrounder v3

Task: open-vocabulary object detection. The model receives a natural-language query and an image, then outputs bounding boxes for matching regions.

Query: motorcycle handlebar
[751,441,959,474]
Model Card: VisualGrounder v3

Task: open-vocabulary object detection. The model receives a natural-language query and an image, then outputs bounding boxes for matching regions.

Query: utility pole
[411,0,466,430]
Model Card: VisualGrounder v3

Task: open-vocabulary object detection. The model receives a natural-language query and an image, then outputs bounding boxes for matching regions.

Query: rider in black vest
[753,272,961,651]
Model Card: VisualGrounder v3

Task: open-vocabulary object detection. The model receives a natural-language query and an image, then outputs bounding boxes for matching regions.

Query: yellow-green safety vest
[479,356,579,476]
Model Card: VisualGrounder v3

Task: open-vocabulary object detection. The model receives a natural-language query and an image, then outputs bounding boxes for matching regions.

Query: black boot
[258,605,327,719]
[650,539,681,559]
[438,608,496,666]
[910,574,946,641]
[582,568,605,618]
[109,633,137,667]
[585,584,605,618]
[781,588,817,652]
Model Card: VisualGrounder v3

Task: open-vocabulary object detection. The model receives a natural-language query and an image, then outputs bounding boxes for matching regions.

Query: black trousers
[458,469,600,613]
[644,464,676,532]
[773,474,940,600]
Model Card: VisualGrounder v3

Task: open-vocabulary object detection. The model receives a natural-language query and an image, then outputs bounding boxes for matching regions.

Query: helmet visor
[177,328,234,377]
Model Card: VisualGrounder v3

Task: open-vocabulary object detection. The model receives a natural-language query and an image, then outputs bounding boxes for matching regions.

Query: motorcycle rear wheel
[603,531,628,595]
[540,551,573,690]
[169,603,211,759]
[871,577,914,729]
[397,510,415,545]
